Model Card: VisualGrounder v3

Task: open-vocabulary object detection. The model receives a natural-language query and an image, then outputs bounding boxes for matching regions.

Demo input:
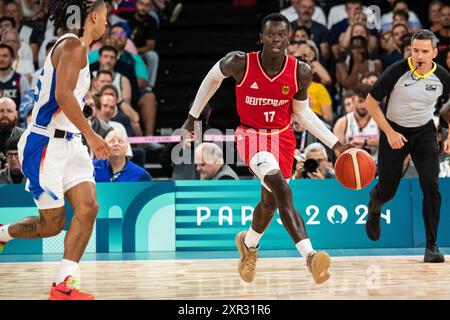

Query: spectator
[293,142,335,179]
[288,39,331,85]
[333,84,379,158]
[97,94,133,158]
[336,36,383,92]
[0,97,24,164]
[194,142,238,180]
[0,44,31,110]
[153,0,183,23]
[339,22,379,56]
[401,35,412,59]
[0,16,15,37]
[341,90,356,115]
[83,92,114,141]
[436,4,450,67]
[118,0,160,89]
[290,0,330,62]
[380,0,422,32]
[381,23,410,68]
[280,0,327,26]
[392,9,410,29]
[1,21,35,77]
[0,135,24,184]
[291,26,311,41]
[428,0,442,33]
[330,0,367,59]
[360,71,379,86]
[2,0,42,65]
[95,45,133,105]
[89,26,158,135]
[93,131,151,182]
[160,104,212,180]
[292,116,319,154]
[98,83,142,137]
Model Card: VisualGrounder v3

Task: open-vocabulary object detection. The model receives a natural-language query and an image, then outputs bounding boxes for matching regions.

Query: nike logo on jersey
[250,82,259,90]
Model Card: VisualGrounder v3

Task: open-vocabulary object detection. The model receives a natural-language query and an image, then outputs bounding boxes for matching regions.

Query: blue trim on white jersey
[35,69,59,128]
[21,132,49,200]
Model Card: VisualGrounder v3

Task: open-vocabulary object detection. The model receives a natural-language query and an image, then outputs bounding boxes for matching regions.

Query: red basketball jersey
[235,51,298,129]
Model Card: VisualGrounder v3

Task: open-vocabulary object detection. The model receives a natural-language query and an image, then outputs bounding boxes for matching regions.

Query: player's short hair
[0,44,15,58]
[411,29,438,49]
[99,45,118,57]
[354,83,372,100]
[0,17,16,28]
[260,13,290,33]
[49,0,105,37]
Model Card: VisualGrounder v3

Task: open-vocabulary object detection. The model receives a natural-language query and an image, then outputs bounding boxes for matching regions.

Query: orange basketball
[335,148,376,190]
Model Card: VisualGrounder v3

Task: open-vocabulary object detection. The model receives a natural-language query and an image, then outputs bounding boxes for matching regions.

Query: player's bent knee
[249,151,281,182]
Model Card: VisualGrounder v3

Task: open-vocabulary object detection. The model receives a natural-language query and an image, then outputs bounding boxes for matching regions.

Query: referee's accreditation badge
[282,85,290,94]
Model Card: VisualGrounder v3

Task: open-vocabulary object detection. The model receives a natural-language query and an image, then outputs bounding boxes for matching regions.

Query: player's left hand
[332,141,354,158]
[444,136,450,154]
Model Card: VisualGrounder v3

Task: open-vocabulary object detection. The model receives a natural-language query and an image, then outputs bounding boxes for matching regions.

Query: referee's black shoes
[424,246,445,263]
[365,191,382,241]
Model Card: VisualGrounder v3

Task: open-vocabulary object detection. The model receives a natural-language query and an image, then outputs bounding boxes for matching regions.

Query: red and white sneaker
[48,276,95,300]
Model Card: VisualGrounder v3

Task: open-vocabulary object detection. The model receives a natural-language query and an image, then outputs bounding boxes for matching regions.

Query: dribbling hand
[387,130,407,149]
[87,133,110,159]
[332,141,354,158]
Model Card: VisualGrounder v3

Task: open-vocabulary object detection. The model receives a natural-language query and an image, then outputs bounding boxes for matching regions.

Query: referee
[364,30,450,263]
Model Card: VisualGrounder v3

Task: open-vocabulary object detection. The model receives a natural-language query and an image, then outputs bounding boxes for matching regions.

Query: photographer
[293,143,335,179]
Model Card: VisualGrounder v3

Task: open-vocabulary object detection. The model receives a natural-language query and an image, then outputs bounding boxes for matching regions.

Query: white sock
[295,239,316,258]
[244,227,263,249]
[0,224,13,243]
[57,259,80,285]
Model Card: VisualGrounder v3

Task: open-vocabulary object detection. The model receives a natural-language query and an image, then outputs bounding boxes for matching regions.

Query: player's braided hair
[49,0,104,37]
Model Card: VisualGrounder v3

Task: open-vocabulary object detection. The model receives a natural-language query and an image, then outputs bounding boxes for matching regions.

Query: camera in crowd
[302,158,319,179]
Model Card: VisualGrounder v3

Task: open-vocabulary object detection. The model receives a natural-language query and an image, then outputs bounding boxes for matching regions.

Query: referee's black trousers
[370,120,441,248]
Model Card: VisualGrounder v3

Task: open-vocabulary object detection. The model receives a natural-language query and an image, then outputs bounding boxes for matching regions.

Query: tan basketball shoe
[235,231,258,282]
[306,251,331,284]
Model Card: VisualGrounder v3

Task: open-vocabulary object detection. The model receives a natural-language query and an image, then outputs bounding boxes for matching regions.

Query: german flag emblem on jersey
[282,85,290,94]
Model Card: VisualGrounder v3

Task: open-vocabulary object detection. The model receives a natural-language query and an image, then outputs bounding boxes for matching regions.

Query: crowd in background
[0,0,449,184]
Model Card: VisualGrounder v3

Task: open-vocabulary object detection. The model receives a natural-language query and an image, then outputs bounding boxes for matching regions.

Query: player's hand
[332,141,354,158]
[387,130,407,149]
[180,114,201,149]
[444,136,450,154]
[87,133,110,159]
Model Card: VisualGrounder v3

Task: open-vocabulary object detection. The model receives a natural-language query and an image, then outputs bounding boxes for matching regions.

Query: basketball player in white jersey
[334,84,380,158]
[0,0,109,300]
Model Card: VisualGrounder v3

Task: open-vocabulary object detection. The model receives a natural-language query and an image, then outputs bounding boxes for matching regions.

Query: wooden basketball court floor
[0,249,449,300]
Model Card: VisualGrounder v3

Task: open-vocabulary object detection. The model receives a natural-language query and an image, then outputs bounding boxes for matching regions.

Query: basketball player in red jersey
[182,13,352,284]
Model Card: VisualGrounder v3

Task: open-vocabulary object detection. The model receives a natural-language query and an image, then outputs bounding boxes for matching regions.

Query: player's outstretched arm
[291,61,352,157]
[181,51,246,133]
[54,38,109,159]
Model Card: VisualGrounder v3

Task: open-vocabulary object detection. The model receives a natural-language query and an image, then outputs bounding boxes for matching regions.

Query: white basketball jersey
[30,33,91,133]
[345,112,379,156]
